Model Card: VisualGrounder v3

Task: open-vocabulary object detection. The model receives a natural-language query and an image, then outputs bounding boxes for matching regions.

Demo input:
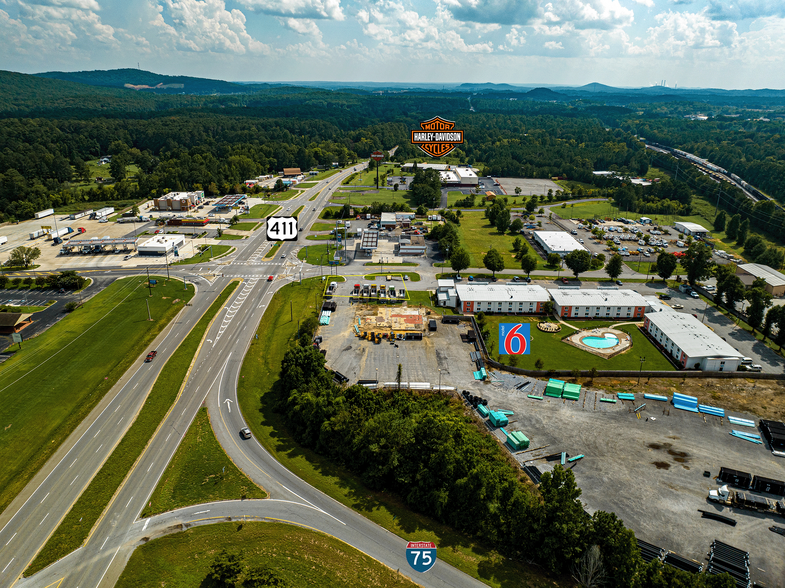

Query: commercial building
[674,221,709,237]
[380,212,397,229]
[436,279,458,307]
[154,191,203,211]
[137,234,186,256]
[456,284,550,314]
[282,168,302,177]
[644,311,744,371]
[736,263,785,297]
[0,313,33,335]
[532,231,587,256]
[549,289,648,320]
[438,167,478,186]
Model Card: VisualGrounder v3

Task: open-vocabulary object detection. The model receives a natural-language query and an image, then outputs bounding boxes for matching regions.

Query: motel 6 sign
[410,116,464,158]
[406,541,437,573]
[498,323,531,355]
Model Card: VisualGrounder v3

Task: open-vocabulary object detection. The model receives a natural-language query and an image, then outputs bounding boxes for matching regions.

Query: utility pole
[146,298,152,321]
[146,266,152,296]
[638,356,646,384]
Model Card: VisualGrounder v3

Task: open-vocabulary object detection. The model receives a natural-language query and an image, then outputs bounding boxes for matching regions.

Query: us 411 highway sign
[266,216,298,241]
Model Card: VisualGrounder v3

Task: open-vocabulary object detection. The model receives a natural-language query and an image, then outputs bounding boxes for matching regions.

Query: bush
[64,301,79,313]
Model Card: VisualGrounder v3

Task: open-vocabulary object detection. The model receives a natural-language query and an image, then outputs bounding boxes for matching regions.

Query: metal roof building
[456,284,550,315]
[137,235,186,256]
[549,289,648,320]
[674,221,709,236]
[644,311,744,371]
[213,194,246,210]
[736,263,785,297]
[533,231,586,256]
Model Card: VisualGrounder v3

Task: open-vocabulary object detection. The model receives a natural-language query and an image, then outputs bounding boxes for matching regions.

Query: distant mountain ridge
[35,68,275,95]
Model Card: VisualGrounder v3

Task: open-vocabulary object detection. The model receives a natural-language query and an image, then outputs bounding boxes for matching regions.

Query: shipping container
[718,467,752,489]
[34,208,54,219]
[751,475,785,496]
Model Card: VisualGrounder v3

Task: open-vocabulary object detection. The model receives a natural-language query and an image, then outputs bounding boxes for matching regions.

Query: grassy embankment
[115,522,420,588]
[172,245,234,265]
[0,277,193,515]
[332,189,414,207]
[240,204,278,219]
[141,407,265,517]
[297,243,344,265]
[343,164,398,186]
[216,233,245,240]
[26,282,238,575]
[235,279,552,588]
[230,222,260,231]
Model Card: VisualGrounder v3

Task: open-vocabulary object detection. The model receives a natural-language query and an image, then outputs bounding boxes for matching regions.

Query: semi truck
[47,227,74,241]
[709,485,785,516]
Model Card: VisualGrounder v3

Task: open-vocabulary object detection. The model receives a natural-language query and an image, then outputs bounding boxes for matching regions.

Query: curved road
[1,164,486,588]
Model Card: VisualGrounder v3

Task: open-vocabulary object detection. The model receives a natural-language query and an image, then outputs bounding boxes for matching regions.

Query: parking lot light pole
[438,369,441,391]
[638,356,646,384]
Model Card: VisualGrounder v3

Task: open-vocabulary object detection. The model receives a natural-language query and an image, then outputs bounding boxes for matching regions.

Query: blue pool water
[582,334,619,349]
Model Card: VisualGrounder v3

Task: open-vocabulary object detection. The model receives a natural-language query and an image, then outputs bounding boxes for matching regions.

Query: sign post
[406,541,437,573]
[371,151,384,188]
[12,333,22,349]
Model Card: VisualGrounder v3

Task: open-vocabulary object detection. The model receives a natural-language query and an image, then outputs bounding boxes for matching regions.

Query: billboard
[498,323,530,355]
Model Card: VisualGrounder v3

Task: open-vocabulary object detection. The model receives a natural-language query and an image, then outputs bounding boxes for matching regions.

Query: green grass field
[235,279,553,588]
[309,222,340,231]
[297,243,344,265]
[141,407,265,517]
[292,205,304,218]
[172,245,234,265]
[26,282,238,576]
[454,211,548,270]
[230,222,259,231]
[264,242,281,258]
[482,316,675,371]
[240,204,279,219]
[319,207,343,219]
[53,199,143,215]
[0,278,194,516]
[343,164,398,186]
[115,522,420,588]
[0,303,50,312]
[294,182,317,189]
[311,168,340,181]
[332,189,414,207]
[363,272,420,282]
[216,233,245,240]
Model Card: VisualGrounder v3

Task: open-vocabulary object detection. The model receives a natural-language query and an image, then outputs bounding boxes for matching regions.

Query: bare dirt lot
[471,371,785,587]
[494,178,561,197]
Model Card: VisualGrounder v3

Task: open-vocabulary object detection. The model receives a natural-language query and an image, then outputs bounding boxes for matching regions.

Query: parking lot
[464,375,785,587]
[495,177,561,197]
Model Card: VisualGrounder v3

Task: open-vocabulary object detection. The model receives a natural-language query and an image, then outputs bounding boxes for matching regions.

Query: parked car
[690,291,700,298]
[513,276,520,282]
[562,277,569,284]
[616,280,623,286]
[672,303,684,309]
[468,276,474,281]
[659,295,671,300]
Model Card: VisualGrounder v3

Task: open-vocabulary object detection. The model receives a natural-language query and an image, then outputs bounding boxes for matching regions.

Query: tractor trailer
[709,485,785,516]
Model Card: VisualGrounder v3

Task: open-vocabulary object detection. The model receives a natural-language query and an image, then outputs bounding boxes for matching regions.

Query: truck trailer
[69,209,93,220]
[47,227,74,240]
[34,208,54,219]
[709,485,785,516]
[0,236,7,246]
[29,229,47,239]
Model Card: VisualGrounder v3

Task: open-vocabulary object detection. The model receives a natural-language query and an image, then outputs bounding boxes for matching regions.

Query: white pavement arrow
[224,398,233,413]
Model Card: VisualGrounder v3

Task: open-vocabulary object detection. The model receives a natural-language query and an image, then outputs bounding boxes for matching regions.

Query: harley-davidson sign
[410,116,464,158]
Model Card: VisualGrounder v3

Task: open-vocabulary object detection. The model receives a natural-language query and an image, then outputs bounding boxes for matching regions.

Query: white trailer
[29,229,47,239]
[34,208,54,219]
[47,227,71,240]
[69,209,93,220]
[0,236,7,246]
[95,207,114,218]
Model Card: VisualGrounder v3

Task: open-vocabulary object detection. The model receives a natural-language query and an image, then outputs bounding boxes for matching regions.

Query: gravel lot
[495,177,561,196]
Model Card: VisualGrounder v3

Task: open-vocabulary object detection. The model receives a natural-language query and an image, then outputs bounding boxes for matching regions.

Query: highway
[0,163,486,588]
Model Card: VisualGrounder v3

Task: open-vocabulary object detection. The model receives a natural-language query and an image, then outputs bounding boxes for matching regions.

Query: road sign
[406,541,436,573]
[11,333,22,344]
[266,216,298,241]
[371,151,384,162]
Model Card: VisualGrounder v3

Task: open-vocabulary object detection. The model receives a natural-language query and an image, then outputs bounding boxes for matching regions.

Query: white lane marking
[39,513,48,525]
[142,519,149,531]
[40,493,49,503]
[193,510,210,515]
[114,405,120,413]
[4,533,16,546]
[166,433,171,442]
[95,444,103,453]
[95,546,122,588]
[147,462,154,473]
[93,429,101,438]
[181,407,187,416]
[276,483,345,525]
[133,383,138,389]
[101,537,108,550]
[1,558,13,573]
[118,417,123,425]
[126,497,133,508]
[70,476,78,486]
[69,459,77,468]
[223,398,233,413]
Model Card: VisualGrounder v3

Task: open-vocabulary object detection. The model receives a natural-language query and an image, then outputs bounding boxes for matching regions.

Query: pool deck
[564,327,632,359]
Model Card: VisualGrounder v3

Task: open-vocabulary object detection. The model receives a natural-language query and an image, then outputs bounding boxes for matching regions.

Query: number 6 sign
[406,541,437,573]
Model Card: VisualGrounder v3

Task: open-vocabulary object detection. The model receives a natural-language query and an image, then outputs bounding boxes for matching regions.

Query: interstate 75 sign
[266,216,298,241]
[406,541,437,573]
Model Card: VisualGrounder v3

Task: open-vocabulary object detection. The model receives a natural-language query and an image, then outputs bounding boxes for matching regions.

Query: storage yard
[315,303,785,586]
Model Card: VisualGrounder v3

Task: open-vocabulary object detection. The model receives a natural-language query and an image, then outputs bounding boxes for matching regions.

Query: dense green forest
[274,342,734,588]
[1,70,784,268]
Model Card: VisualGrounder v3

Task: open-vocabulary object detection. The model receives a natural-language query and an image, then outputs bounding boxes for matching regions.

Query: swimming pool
[582,334,619,349]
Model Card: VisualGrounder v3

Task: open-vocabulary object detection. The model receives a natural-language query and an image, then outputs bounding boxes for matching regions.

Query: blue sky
[2,0,784,88]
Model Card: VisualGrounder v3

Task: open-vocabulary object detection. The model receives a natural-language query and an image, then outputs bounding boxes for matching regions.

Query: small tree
[713,210,727,233]
[396,363,403,391]
[483,248,505,277]
[207,549,243,588]
[736,218,750,247]
[521,254,538,277]
[725,213,741,240]
[535,358,545,370]
[450,246,470,275]
[564,249,592,279]
[604,254,623,280]
[655,252,678,281]
[572,544,606,588]
[543,300,555,315]
[9,246,41,269]
[546,253,561,268]
[510,218,524,234]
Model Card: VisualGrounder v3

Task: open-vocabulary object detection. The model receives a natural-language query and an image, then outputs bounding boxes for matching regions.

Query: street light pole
[146,266,152,296]
[638,356,646,384]
[438,368,441,391]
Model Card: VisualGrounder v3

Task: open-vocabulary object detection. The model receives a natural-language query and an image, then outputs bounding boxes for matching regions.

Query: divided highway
[1,164,484,588]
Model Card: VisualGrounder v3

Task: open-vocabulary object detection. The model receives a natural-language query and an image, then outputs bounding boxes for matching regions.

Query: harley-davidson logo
[410,116,464,158]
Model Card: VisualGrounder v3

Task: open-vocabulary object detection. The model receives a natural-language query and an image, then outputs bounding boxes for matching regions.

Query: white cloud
[13,1,118,47]
[23,0,101,10]
[628,10,739,56]
[505,25,525,47]
[154,0,269,54]
[707,0,785,21]
[440,0,538,25]
[543,40,563,49]
[281,17,321,36]
[236,0,343,20]
[540,0,634,30]
[632,0,653,7]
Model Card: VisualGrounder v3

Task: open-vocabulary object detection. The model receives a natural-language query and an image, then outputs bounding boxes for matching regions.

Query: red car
[562,277,569,284]
[267,275,274,282]
[145,350,157,362]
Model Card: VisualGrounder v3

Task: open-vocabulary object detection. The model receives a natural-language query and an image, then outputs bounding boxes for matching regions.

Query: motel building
[549,289,648,320]
[455,284,550,314]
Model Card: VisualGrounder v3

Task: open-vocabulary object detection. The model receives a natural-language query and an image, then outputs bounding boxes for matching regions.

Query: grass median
[172,245,233,265]
[236,279,549,588]
[115,522,419,588]
[141,407,265,518]
[25,281,239,576]
[240,204,278,219]
[0,277,194,516]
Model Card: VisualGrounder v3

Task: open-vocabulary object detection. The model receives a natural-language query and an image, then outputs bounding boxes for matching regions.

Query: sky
[2,0,785,89]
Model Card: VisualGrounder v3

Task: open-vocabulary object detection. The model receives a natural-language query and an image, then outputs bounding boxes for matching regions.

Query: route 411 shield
[266,216,298,241]
[406,541,437,573]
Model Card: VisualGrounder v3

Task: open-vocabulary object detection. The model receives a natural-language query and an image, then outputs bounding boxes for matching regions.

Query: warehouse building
[137,234,186,256]
[736,263,785,297]
[644,311,744,371]
[549,289,648,320]
[439,167,478,186]
[674,221,709,238]
[456,284,550,314]
[380,212,397,229]
[533,231,586,256]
